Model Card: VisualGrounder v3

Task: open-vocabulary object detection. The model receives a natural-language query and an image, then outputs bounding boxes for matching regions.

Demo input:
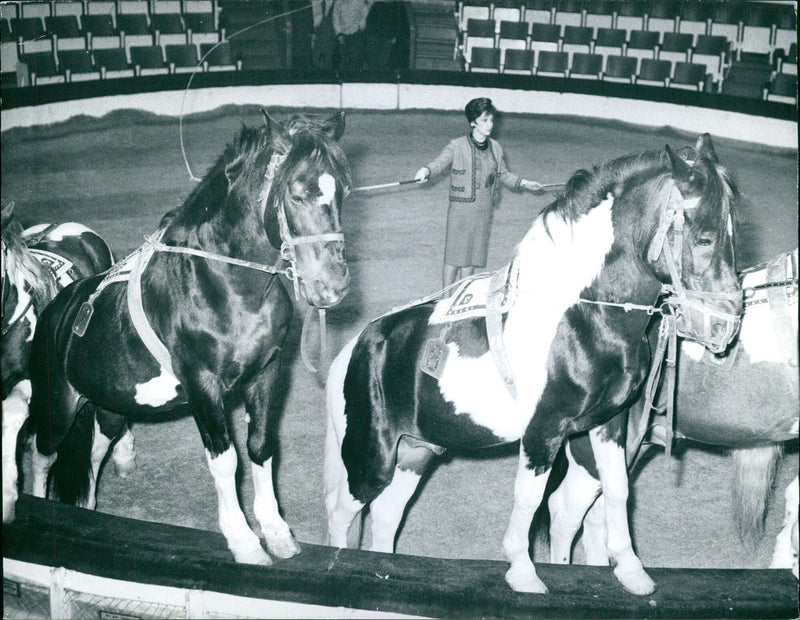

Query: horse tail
[731,444,782,543]
[48,401,95,506]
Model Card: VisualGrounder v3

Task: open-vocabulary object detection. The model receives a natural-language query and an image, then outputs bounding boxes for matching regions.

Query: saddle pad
[28,249,77,287]
[429,261,518,325]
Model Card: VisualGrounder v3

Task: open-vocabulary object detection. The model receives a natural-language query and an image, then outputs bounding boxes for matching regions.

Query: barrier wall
[2,81,797,149]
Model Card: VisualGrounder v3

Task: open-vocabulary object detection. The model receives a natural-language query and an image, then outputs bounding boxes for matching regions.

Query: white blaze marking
[23,222,93,241]
[318,172,336,205]
[134,368,180,407]
[437,195,616,441]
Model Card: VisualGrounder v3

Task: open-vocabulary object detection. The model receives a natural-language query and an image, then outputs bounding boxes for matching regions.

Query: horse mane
[274,116,352,191]
[1,216,58,308]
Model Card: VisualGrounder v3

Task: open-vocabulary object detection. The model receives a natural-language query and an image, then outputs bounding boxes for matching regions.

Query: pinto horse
[324,134,742,595]
[28,111,351,565]
[2,200,116,523]
[549,249,798,577]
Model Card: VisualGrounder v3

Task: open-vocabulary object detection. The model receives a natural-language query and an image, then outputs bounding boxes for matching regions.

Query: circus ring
[2,73,798,619]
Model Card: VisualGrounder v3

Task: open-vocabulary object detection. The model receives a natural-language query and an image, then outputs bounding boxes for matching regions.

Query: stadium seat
[130,44,168,75]
[492,1,522,28]
[554,0,584,29]
[646,1,679,39]
[46,15,86,51]
[626,29,659,71]
[463,18,495,66]
[151,13,186,47]
[678,1,712,39]
[21,1,50,21]
[636,58,671,86]
[529,22,560,67]
[59,48,100,81]
[53,1,84,18]
[670,61,707,91]
[523,0,554,28]
[1,19,12,43]
[469,45,500,72]
[603,54,637,83]
[502,47,535,74]
[118,13,153,59]
[766,73,797,105]
[12,17,52,53]
[536,49,568,76]
[709,2,743,45]
[498,20,528,67]
[82,14,120,50]
[569,52,602,79]
[692,34,729,83]
[184,12,220,48]
[94,47,134,78]
[778,43,796,76]
[201,41,239,71]
[584,0,615,31]
[738,3,774,60]
[458,2,491,34]
[165,43,199,74]
[614,1,645,34]
[0,2,18,22]
[659,32,693,69]
[1,39,19,84]
[593,27,625,70]
[561,25,593,64]
[19,51,63,84]
[773,5,797,58]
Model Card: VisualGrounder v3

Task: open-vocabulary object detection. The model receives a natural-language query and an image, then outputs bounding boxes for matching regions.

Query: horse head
[655,134,742,353]
[255,111,350,308]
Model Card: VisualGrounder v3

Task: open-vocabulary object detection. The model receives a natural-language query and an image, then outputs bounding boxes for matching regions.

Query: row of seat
[457,1,797,62]
[468,45,797,104]
[15,41,237,85]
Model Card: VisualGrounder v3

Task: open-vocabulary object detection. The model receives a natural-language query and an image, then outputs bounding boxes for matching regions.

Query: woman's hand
[521,179,544,192]
[414,167,430,182]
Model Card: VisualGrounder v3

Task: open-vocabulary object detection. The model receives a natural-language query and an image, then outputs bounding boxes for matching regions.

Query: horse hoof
[505,565,549,594]
[615,566,657,595]
[265,531,302,559]
[114,459,136,478]
[233,544,273,566]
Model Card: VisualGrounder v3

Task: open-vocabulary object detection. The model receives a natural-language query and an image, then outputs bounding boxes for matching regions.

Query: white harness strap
[486,264,517,399]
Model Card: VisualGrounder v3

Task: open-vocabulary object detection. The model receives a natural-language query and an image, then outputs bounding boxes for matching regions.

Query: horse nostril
[711,323,725,339]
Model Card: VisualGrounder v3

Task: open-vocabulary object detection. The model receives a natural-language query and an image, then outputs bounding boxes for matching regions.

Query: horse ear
[322,111,345,141]
[0,199,15,221]
[262,109,291,154]
[666,144,693,185]
[695,133,719,164]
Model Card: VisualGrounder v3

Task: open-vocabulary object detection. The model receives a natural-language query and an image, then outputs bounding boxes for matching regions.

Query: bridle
[1,239,33,337]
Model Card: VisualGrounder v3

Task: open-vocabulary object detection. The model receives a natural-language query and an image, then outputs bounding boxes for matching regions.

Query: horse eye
[697,238,713,247]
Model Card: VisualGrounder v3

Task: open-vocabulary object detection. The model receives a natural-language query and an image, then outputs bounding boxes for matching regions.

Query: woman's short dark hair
[465,97,498,124]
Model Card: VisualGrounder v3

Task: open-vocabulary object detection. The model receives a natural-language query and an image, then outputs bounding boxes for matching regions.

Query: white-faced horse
[28,111,351,565]
[549,249,798,578]
[324,134,743,594]
[2,199,116,523]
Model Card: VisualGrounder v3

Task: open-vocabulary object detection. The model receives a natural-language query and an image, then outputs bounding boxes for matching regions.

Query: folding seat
[201,42,240,71]
[1,19,12,43]
[593,27,625,69]
[13,17,52,54]
[739,3,774,60]
[46,15,86,51]
[117,14,153,59]
[492,1,522,29]
[614,1,645,34]
[165,43,199,74]
[54,2,84,18]
[21,2,50,21]
[635,58,671,86]
[778,43,797,76]
[678,1,712,40]
[553,0,584,29]
[118,1,150,16]
[59,48,101,81]
[584,0,615,31]
[709,2,742,46]
[184,12,220,48]
[561,25,592,65]
[462,18,495,66]
[659,32,692,70]
[458,2,491,34]
[603,54,636,83]
[773,5,797,58]
[536,49,568,76]
[569,51,602,79]
[692,34,728,84]
[523,0,554,28]
[469,46,501,72]
[625,29,658,71]
[497,20,528,68]
[1,39,19,84]
[670,61,707,91]
[86,1,117,17]
[130,44,168,76]
[529,22,560,67]
[645,1,679,40]
[502,48,535,74]
[18,51,63,84]
[766,73,797,105]
[151,13,186,47]
[83,14,120,50]
[94,47,134,78]
[0,3,18,22]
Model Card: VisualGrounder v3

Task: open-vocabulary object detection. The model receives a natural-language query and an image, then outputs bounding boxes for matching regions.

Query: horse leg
[548,440,602,564]
[31,445,56,498]
[503,444,552,593]
[770,475,799,579]
[111,425,136,478]
[2,379,31,522]
[368,439,435,552]
[190,373,269,565]
[589,426,655,595]
[582,494,610,566]
[82,409,128,509]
